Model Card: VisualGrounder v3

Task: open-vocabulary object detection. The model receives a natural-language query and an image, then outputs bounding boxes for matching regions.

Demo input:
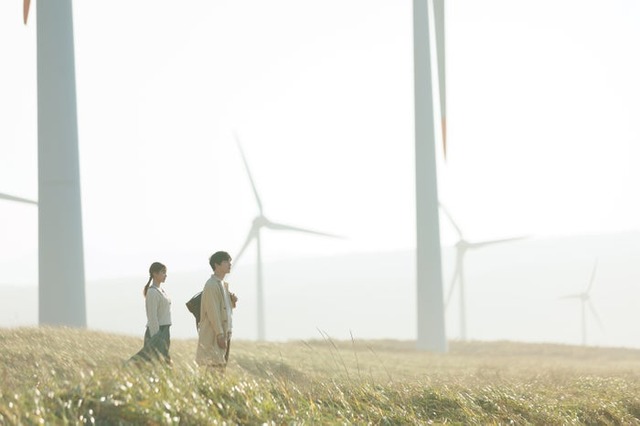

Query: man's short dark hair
[209,251,231,270]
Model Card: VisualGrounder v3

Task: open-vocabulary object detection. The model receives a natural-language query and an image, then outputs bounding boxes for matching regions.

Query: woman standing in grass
[130,262,172,364]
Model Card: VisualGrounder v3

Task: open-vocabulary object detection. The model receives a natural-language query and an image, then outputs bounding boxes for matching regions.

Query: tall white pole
[413,0,447,352]
[37,0,86,326]
[256,230,265,341]
[581,302,586,346]
[459,264,467,341]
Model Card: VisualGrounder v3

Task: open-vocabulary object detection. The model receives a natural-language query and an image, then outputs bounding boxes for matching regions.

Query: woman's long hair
[143,262,166,297]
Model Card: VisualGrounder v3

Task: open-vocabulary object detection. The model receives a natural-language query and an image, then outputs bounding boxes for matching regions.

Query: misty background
[1,1,640,347]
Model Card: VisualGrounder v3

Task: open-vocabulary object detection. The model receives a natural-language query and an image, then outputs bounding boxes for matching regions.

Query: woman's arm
[146,289,160,336]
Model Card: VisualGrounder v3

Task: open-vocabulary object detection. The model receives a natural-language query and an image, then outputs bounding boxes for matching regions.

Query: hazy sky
[1,0,640,285]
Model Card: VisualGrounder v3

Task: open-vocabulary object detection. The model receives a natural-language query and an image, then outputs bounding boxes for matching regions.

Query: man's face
[217,259,232,274]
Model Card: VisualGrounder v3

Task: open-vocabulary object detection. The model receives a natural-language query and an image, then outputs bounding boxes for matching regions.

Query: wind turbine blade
[234,132,264,215]
[438,203,463,239]
[234,225,258,264]
[586,260,598,293]
[558,293,582,300]
[468,236,527,249]
[587,299,605,331]
[433,0,446,159]
[23,0,31,24]
[265,220,344,239]
[445,265,460,308]
[0,192,37,205]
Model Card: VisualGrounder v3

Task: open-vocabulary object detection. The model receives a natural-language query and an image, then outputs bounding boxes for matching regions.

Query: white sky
[1,0,640,284]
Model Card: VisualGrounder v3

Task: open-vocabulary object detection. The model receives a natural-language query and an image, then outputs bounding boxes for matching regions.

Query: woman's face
[153,268,167,284]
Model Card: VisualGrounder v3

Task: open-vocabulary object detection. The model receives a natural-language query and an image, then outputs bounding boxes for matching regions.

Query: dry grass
[1,327,639,424]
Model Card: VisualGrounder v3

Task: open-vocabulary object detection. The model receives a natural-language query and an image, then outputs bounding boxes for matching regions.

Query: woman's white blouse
[145,286,171,336]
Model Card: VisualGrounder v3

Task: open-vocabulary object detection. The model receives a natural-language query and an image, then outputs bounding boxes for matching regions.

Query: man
[196,251,238,369]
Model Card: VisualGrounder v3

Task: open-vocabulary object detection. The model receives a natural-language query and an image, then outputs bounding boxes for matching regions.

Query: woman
[130,262,172,364]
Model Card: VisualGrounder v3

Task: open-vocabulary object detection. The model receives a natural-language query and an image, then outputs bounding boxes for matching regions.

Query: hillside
[1,327,640,424]
[2,231,640,349]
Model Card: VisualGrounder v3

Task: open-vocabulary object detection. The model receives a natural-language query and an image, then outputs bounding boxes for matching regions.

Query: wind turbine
[440,203,526,341]
[413,0,447,352]
[16,0,87,327]
[560,260,604,346]
[233,134,342,341]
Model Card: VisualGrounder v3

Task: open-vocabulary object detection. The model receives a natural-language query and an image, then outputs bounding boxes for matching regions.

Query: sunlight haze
[1,0,639,347]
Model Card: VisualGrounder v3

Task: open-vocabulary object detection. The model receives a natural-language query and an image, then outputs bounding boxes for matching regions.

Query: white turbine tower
[413,0,447,352]
[233,134,342,341]
[440,204,526,341]
[21,0,87,327]
[560,261,604,346]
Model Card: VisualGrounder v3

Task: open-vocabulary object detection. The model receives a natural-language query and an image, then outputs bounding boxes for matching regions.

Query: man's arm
[202,283,225,337]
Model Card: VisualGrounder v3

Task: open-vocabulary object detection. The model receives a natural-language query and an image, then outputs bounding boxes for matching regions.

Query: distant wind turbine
[19,0,87,327]
[413,0,448,352]
[233,133,343,341]
[560,260,604,346]
[440,203,526,341]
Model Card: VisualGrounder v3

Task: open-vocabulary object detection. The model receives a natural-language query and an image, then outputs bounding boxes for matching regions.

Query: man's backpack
[185,291,202,330]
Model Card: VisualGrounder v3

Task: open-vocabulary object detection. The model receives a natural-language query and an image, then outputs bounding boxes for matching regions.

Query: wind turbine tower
[413,0,447,352]
[233,134,342,341]
[21,0,87,327]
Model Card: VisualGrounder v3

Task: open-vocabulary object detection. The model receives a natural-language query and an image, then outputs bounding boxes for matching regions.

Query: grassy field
[1,327,639,425]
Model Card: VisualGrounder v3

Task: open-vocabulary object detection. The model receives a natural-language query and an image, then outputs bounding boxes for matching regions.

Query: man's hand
[217,334,227,349]
[230,292,238,308]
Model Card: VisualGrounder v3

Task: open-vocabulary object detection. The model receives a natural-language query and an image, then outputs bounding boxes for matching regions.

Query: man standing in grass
[196,251,238,370]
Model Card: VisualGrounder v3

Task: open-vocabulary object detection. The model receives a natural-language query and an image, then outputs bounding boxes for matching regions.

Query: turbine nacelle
[253,215,269,229]
[455,239,470,250]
